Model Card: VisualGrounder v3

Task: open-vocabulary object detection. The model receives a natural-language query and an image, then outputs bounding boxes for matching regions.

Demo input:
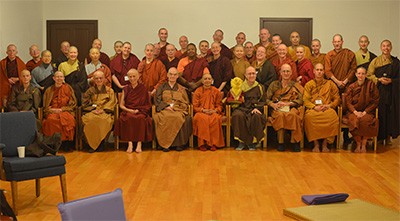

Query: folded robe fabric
[302,193,349,205]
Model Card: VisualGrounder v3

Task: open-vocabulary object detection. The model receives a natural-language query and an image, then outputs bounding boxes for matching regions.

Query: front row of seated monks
[5,63,379,153]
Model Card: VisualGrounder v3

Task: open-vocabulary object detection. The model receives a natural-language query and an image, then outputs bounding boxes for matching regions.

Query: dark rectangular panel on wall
[47,20,98,62]
[260,18,313,47]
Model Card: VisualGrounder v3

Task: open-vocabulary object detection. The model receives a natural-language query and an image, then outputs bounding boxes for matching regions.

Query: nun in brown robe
[345,67,379,153]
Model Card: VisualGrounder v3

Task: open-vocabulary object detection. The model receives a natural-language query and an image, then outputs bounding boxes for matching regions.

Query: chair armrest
[0,143,5,180]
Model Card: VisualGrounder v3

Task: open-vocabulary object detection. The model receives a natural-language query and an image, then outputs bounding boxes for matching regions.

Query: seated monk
[114,69,153,153]
[345,67,379,153]
[8,69,41,115]
[58,46,88,105]
[153,67,192,152]
[31,50,55,93]
[177,43,209,92]
[42,71,77,151]
[81,70,117,153]
[193,74,225,151]
[231,66,266,150]
[266,64,304,152]
[304,63,340,152]
[85,48,112,88]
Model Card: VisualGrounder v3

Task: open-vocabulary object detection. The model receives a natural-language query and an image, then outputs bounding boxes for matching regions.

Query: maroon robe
[208,55,233,93]
[26,59,42,72]
[0,56,26,109]
[296,58,314,86]
[114,83,153,142]
[110,53,140,92]
[161,57,180,72]
[183,57,209,82]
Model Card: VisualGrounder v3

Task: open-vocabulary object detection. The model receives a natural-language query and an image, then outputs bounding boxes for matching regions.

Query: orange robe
[192,86,225,147]
[138,59,167,92]
[86,64,112,88]
[310,53,326,67]
[325,48,357,82]
[271,56,298,81]
[0,56,26,109]
[42,84,77,141]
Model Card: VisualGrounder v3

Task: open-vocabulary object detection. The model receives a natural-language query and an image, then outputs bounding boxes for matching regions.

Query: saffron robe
[114,83,153,142]
[231,81,266,145]
[42,84,77,141]
[251,60,277,91]
[0,56,26,109]
[138,59,167,92]
[344,79,379,137]
[355,50,376,70]
[310,53,326,67]
[303,79,340,142]
[367,55,400,140]
[325,48,357,82]
[86,51,111,68]
[271,56,298,81]
[59,60,89,105]
[8,83,41,115]
[26,59,42,72]
[153,82,191,148]
[288,45,312,61]
[266,81,304,142]
[109,53,140,92]
[231,58,250,80]
[192,86,225,147]
[82,85,117,150]
[296,58,314,86]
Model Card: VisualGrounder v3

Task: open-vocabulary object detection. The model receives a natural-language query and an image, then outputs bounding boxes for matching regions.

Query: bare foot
[135,142,142,153]
[126,141,133,153]
[322,146,330,152]
[354,147,361,153]
[312,146,320,152]
[360,147,366,153]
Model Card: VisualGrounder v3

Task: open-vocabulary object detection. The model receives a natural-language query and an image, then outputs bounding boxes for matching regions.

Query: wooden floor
[2,140,399,221]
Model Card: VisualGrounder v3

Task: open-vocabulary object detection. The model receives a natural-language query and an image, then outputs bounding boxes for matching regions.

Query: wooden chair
[337,106,378,152]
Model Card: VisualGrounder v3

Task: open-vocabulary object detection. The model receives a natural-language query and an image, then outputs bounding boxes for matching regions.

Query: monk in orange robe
[138,44,167,96]
[271,44,297,81]
[42,71,77,144]
[310,39,326,67]
[193,74,225,151]
[0,44,26,109]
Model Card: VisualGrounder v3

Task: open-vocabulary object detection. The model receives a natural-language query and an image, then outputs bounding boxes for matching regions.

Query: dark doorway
[47,20,98,62]
[260,18,313,47]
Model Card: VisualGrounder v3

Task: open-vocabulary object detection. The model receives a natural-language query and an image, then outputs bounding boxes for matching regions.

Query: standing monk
[54,41,70,69]
[85,48,112,87]
[175,36,189,59]
[85,38,111,67]
[31,50,55,93]
[0,44,26,109]
[161,44,180,71]
[310,39,326,66]
[208,42,233,95]
[26,44,42,71]
[193,74,225,151]
[251,46,277,91]
[287,31,312,61]
[296,46,314,86]
[155,28,169,61]
[271,44,297,81]
[254,28,276,61]
[355,35,377,70]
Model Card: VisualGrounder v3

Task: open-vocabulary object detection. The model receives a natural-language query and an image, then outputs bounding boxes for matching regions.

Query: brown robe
[325,48,357,83]
[266,81,304,143]
[8,83,41,115]
[42,84,77,141]
[0,56,26,109]
[114,83,153,142]
[344,79,379,137]
[138,59,167,92]
[192,86,225,147]
[310,53,326,67]
[303,79,340,142]
[82,85,117,150]
[153,82,191,148]
[231,58,250,80]
[231,81,266,145]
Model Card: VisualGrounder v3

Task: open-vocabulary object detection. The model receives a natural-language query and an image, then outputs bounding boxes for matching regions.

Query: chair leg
[60,174,68,203]
[374,136,377,152]
[264,127,268,151]
[115,136,120,150]
[35,178,40,197]
[11,181,18,215]
[189,134,194,148]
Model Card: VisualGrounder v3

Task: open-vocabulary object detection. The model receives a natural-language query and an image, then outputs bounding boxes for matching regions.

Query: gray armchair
[0,111,67,214]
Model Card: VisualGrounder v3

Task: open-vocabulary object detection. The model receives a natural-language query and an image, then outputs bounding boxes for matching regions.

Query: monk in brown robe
[310,39,326,67]
[153,67,192,152]
[42,71,77,146]
[138,43,167,96]
[81,70,117,153]
[114,69,153,153]
[8,69,41,116]
[177,43,209,91]
[324,34,357,91]
[304,63,340,152]
[251,46,277,90]
[271,44,297,81]
[209,29,233,59]
[296,46,314,86]
[0,44,26,109]
[287,31,312,61]
[244,41,256,64]
[58,46,88,105]
[26,44,42,71]
[367,39,399,144]
[85,48,112,88]
[345,67,379,153]
[270,34,282,62]
[231,66,266,150]
[193,74,225,151]
[110,42,140,93]
[85,39,111,67]
[254,28,276,61]
[231,45,250,80]
[266,64,304,152]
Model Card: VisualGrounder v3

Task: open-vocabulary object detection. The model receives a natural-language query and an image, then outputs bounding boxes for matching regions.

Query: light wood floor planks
[2,140,399,221]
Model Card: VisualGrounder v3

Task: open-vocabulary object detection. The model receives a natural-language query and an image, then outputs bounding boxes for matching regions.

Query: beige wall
[1,0,399,62]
